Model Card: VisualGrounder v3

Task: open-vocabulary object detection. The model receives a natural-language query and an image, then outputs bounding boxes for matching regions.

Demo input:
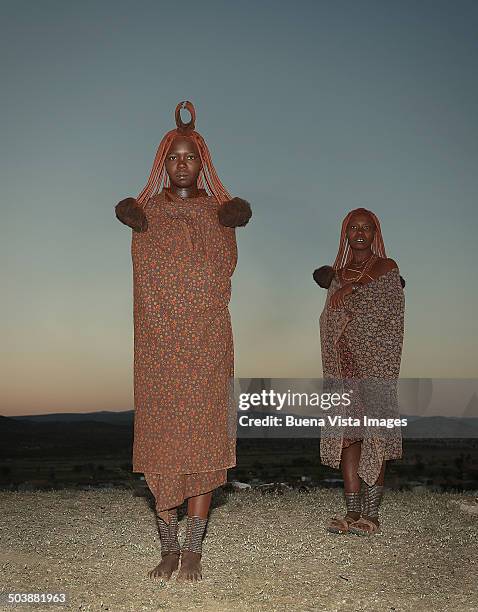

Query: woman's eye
[187,155,196,160]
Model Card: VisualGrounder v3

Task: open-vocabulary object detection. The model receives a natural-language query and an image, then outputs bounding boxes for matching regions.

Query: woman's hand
[313,265,334,288]
[328,284,354,309]
[115,197,148,232]
[218,197,252,227]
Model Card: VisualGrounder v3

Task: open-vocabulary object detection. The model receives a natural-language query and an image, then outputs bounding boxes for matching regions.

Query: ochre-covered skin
[131,188,237,510]
[218,197,252,227]
[115,197,148,232]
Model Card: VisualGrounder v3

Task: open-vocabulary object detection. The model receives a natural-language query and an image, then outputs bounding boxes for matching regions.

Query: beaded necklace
[340,254,377,284]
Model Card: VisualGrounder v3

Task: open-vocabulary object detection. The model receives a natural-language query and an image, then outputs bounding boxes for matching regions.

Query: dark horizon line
[3,410,478,421]
[3,409,134,419]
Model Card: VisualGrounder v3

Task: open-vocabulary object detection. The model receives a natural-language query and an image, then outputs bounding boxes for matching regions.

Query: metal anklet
[156,512,180,555]
[362,484,384,519]
[344,491,362,515]
[182,516,208,555]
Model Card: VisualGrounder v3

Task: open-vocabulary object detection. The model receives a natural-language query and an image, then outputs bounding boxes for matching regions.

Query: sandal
[327,514,358,534]
[348,517,381,536]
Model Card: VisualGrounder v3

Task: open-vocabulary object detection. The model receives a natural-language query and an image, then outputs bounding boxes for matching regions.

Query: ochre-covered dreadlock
[136,101,231,207]
[333,208,387,270]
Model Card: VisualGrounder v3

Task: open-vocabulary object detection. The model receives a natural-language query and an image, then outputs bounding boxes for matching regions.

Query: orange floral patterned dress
[130,188,237,510]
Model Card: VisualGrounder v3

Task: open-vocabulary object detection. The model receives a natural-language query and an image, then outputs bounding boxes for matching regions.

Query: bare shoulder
[372,257,399,278]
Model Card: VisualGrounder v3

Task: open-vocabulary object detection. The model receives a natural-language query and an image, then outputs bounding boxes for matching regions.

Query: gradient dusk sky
[2,1,477,416]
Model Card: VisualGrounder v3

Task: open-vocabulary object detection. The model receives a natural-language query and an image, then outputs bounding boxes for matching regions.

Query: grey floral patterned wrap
[319,268,405,485]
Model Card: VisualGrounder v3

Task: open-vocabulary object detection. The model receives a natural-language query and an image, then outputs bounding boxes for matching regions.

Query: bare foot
[176,551,202,582]
[148,552,180,580]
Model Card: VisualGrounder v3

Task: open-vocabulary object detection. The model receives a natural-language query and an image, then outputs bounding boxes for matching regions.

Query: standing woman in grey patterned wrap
[313,208,405,535]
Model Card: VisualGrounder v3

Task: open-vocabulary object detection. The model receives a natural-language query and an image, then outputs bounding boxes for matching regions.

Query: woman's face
[346,212,376,250]
[165,136,202,189]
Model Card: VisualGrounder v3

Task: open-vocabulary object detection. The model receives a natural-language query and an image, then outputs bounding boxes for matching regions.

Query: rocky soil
[1,488,477,612]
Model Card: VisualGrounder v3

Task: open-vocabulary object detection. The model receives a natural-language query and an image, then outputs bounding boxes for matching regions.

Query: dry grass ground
[0,488,477,612]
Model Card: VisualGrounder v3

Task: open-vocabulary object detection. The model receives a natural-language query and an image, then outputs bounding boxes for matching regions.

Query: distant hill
[1,411,478,461]
[404,416,478,439]
[0,413,133,459]
[0,414,33,431]
[10,410,134,425]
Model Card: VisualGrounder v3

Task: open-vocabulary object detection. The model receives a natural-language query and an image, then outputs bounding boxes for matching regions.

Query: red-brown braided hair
[333,208,387,270]
[135,101,231,207]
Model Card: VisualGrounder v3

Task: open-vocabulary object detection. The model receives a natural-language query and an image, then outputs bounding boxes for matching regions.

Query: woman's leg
[328,441,362,533]
[187,491,212,519]
[177,490,213,582]
[143,473,181,580]
[340,441,362,521]
[361,460,385,526]
[341,441,362,494]
[148,507,181,580]
[349,460,386,535]
[157,508,175,523]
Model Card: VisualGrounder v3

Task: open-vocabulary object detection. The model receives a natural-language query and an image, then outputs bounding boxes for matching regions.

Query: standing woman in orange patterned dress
[115,102,251,581]
[314,209,405,535]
